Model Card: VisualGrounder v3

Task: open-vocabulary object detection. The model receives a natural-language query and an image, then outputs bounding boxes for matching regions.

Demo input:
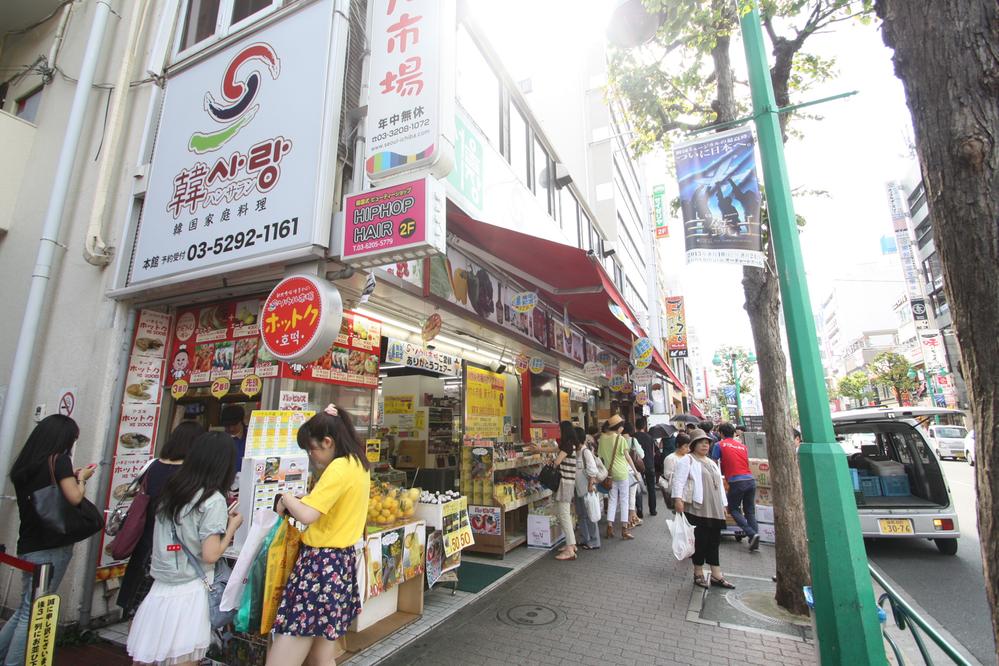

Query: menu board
[167,301,377,390]
[245,410,316,456]
[465,366,506,438]
[132,310,170,358]
[282,312,381,388]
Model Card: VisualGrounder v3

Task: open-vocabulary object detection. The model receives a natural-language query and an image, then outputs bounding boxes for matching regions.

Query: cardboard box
[749,458,771,488]
[755,504,774,523]
[756,486,773,506]
[527,513,563,548]
[758,522,776,544]
[395,440,427,469]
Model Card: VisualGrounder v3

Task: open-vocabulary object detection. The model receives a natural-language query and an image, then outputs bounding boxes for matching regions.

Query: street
[866,460,995,663]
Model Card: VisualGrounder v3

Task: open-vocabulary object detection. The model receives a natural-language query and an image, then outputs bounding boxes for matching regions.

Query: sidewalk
[380,513,817,666]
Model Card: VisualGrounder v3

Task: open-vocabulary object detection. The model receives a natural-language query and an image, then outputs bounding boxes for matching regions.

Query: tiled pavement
[379,513,818,666]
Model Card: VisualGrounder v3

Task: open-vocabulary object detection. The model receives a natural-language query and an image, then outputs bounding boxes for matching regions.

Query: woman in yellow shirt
[266,404,371,666]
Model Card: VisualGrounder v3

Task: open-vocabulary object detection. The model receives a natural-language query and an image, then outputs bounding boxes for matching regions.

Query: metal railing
[869,565,972,665]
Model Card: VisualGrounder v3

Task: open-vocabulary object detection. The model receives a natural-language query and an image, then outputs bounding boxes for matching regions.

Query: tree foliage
[837,370,873,404]
[713,345,756,394]
[868,351,916,403]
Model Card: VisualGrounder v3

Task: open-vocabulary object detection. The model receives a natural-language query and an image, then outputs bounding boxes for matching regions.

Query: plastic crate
[880,474,911,497]
[860,476,883,497]
[849,468,860,491]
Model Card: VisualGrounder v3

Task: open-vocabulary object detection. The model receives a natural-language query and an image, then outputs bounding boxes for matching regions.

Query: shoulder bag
[599,437,622,491]
[173,523,235,629]
[539,462,561,493]
[108,466,155,560]
[28,455,104,541]
[106,458,156,537]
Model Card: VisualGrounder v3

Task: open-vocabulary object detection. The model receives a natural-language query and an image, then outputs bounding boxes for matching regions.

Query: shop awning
[688,401,705,419]
[649,348,685,392]
[448,206,686,391]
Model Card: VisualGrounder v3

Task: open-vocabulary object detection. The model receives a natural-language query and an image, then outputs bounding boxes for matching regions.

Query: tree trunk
[711,14,812,615]
[744,255,811,615]
[876,0,999,648]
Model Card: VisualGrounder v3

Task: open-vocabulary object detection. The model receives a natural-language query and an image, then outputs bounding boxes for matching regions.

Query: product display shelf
[493,455,542,471]
[495,489,551,512]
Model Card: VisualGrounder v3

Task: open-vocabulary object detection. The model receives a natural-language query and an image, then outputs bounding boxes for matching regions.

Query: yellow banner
[559,389,571,421]
[366,438,381,463]
[465,366,505,438]
[384,395,415,414]
[27,594,59,666]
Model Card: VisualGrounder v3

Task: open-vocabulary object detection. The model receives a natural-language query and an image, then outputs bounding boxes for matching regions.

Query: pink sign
[342,176,445,266]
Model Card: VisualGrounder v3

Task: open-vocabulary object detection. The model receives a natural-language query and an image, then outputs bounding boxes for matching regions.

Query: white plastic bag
[667,512,696,561]
[584,491,601,523]
[220,509,278,611]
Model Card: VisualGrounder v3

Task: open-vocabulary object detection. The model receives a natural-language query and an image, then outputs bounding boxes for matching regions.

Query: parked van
[831,407,962,555]
[926,424,969,460]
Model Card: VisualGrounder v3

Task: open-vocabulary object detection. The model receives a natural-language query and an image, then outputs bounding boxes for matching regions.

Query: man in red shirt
[711,422,760,550]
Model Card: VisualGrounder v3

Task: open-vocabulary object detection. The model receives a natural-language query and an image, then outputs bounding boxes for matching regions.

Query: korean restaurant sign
[126,0,342,286]
[365,0,455,183]
[342,176,446,267]
[385,338,461,375]
[259,275,344,363]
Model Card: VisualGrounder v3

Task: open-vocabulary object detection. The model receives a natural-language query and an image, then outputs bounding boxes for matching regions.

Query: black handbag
[539,463,561,493]
[28,456,105,541]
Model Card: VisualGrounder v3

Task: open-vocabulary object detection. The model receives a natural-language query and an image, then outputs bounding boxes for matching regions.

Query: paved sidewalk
[380,513,818,666]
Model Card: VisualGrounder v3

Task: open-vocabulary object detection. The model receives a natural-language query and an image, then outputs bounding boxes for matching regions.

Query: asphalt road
[866,459,995,664]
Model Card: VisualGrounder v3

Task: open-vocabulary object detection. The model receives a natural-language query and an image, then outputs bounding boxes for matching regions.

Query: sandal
[555,551,577,561]
[694,575,709,589]
[579,544,593,550]
[710,576,736,589]
[621,531,635,540]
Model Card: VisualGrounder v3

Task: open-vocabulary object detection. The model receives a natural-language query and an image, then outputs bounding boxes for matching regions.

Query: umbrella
[671,413,700,425]
[649,424,676,440]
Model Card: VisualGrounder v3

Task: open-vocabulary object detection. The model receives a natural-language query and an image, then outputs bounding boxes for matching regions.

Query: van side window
[890,432,913,464]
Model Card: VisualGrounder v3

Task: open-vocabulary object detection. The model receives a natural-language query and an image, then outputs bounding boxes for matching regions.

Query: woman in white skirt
[127,432,242,666]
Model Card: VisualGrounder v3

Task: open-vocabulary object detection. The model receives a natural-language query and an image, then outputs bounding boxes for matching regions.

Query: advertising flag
[673,128,764,267]
[665,296,688,358]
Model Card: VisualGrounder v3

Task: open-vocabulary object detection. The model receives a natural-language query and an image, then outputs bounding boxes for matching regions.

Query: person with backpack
[0,415,99,666]
[265,405,371,666]
[126,432,242,666]
[117,421,205,617]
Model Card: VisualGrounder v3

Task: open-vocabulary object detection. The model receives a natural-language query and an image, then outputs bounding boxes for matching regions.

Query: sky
[468,2,916,380]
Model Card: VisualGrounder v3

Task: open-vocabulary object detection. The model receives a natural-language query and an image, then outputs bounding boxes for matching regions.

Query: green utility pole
[738,4,884,663]
[732,355,742,426]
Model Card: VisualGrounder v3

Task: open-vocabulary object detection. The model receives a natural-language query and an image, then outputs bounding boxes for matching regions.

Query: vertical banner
[886,182,930,328]
[464,366,506,438]
[665,296,688,358]
[917,329,947,372]
[365,0,455,183]
[673,127,764,267]
[652,184,668,238]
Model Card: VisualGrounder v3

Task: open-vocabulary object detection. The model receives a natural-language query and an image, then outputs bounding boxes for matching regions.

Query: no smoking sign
[57,388,77,418]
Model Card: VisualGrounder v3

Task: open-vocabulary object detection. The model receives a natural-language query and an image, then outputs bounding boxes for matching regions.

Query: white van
[831,407,962,555]
[926,424,969,460]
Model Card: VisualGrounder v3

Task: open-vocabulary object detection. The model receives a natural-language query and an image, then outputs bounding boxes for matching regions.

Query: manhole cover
[497,604,565,628]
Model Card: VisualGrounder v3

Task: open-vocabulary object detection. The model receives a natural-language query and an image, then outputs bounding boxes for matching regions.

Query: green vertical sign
[448,114,484,212]
[652,184,667,238]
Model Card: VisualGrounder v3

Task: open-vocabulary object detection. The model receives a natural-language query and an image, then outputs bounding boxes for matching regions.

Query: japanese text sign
[441,496,473,557]
[385,338,461,375]
[132,310,171,358]
[342,176,446,267]
[465,366,506,438]
[26,594,58,666]
[652,184,668,239]
[665,296,688,358]
[365,0,455,182]
[127,1,341,286]
[259,275,343,363]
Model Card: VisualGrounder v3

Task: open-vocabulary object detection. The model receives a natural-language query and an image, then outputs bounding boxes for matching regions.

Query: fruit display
[367,483,421,527]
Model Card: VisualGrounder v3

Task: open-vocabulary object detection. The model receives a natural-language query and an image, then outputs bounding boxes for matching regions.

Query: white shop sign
[127,0,342,286]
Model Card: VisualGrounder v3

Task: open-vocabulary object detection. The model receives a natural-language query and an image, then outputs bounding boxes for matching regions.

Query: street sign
[56,388,77,418]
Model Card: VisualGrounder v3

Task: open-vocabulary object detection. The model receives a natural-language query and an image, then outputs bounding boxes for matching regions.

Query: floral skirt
[272,545,361,641]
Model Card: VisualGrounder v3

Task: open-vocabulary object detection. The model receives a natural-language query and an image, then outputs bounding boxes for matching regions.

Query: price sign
[240,374,262,397]
[515,354,530,373]
[170,379,189,399]
[366,438,381,463]
[511,291,538,313]
[528,357,545,374]
[210,377,231,399]
[441,496,473,557]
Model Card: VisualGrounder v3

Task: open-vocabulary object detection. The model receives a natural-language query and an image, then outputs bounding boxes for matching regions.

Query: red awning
[447,205,686,391]
[650,348,685,391]
[688,401,704,419]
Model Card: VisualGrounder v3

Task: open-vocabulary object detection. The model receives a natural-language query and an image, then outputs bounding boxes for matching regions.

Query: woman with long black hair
[127,432,242,666]
[552,421,579,561]
[0,415,96,666]
[117,421,206,617]
[265,404,371,666]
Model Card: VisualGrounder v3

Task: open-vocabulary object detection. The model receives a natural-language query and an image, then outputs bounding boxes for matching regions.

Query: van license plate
[879,519,914,535]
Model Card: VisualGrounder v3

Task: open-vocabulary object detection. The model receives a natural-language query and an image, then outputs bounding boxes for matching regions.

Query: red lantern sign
[259,275,343,363]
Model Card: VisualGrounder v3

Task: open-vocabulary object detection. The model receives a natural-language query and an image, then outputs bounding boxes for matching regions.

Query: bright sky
[469,2,915,377]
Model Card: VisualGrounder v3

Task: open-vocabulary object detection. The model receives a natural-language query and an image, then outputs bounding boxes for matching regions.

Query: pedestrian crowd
[549,414,762,592]
[3,407,763,666]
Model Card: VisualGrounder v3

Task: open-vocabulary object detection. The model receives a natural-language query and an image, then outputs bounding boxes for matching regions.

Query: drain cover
[497,604,565,628]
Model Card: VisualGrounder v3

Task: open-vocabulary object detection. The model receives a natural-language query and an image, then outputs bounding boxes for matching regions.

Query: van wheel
[934,538,958,556]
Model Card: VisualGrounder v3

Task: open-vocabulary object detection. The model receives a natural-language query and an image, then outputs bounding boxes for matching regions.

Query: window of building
[177,0,278,56]
[456,27,501,148]
[508,103,529,185]
[14,87,42,123]
[579,211,592,252]
[613,261,623,289]
[915,218,933,249]
[931,289,949,318]
[560,188,580,246]
[922,252,944,292]
[532,137,551,214]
